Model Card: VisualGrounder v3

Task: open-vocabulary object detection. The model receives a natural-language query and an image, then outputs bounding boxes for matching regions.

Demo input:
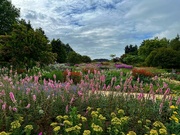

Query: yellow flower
[53,126,60,132]
[159,128,167,135]
[153,121,166,129]
[111,112,116,118]
[74,125,81,130]
[146,119,151,125]
[81,116,87,122]
[11,120,21,129]
[91,123,103,132]
[63,115,69,119]
[170,105,178,110]
[120,116,129,123]
[91,111,98,118]
[18,116,24,123]
[78,123,82,127]
[24,125,33,132]
[50,122,58,127]
[87,106,91,111]
[65,127,73,132]
[111,117,121,125]
[143,125,150,130]
[118,109,125,116]
[77,114,81,119]
[137,120,142,124]
[56,115,63,121]
[97,108,101,112]
[63,120,72,126]
[127,131,137,135]
[173,111,178,115]
[0,131,8,135]
[170,115,179,123]
[98,114,106,121]
[83,130,91,135]
[150,129,158,135]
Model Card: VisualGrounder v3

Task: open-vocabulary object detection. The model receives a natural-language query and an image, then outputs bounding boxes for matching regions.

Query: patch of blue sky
[133,33,154,40]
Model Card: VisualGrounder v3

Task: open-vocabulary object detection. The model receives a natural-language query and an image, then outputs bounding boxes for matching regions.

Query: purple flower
[38,132,42,135]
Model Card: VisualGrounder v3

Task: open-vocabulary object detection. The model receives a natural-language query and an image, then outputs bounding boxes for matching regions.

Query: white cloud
[11,0,180,59]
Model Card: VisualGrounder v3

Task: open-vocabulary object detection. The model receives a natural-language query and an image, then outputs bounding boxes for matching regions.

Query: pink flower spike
[66,104,69,113]
[9,92,16,103]
[78,91,83,96]
[25,104,31,109]
[2,102,6,110]
[33,95,36,101]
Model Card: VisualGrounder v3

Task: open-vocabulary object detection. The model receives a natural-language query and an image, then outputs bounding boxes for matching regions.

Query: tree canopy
[0,0,20,35]
[0,20,57,69]
[120,35,180,68]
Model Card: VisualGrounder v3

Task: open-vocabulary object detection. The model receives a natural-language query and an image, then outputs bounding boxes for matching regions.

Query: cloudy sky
[11,0,180,60]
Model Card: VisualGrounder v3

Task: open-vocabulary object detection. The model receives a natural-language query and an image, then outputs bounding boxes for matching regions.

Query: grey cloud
[11,0,180,59]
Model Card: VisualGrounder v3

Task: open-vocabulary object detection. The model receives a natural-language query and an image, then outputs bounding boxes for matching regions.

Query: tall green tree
[67,51,82,65]
[125,45,138,54]
[169,34,180,51]
[51,39,67,63]
[138,37,169,59]
[0,20,57,70]
[0,0,20,35]
[81,55,91,63]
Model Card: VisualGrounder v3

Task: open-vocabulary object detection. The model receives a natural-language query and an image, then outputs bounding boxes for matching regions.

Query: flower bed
[0,67,180,134]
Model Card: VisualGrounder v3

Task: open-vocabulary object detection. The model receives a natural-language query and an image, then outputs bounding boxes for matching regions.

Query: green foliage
[51,39,68,63]
[169,34,180,51]
[0,0,20,35]
[81,55,92,63]
[146,48,180,68]
[120,54,143,66]
[42,70,64,82]
[138,37,169,60]
[124,44,138,55]
[67,52,82,65]
[0,20,57,69]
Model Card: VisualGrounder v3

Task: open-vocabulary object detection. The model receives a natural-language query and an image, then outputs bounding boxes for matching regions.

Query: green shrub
[42,70,64,82]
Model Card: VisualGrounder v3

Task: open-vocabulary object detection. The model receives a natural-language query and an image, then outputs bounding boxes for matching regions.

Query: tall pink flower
[78,91,83,96]
[34,75,39,83]
[159,102,163,114]
[176,97,180,105]
[9,92,16,103]
[70,96,75,105]
[2,102,6,110]
[66,104,69,113]
[33,95,36,101]
[25,104,31,109]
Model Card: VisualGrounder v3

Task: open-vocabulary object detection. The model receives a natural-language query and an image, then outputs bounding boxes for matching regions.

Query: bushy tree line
[120,36,180,69]
[51,39,91,65]
[0,0,91,69]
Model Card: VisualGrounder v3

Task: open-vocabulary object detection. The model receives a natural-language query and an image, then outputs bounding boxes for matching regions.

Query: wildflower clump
[24,125,33,135]
[91,123,103,133]
[83,130,91,135]
[166,104,180,134]
[11,120,21,130]
[0,131,8,135]
[108,109,129,135]
[147,121,167,135]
